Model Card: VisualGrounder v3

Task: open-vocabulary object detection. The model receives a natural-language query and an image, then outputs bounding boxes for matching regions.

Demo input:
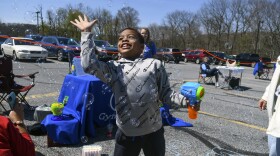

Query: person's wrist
[83,28,90,32]
[13,120,25,127]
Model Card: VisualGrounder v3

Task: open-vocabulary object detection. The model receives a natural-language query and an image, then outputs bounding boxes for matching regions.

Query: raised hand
[70,14,98,32]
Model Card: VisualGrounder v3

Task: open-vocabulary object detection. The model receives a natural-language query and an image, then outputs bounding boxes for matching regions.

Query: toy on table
[50,102,64,121]
[180,82,205,119]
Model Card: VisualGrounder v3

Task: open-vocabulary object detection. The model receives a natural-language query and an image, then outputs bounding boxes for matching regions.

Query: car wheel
[112,54,118,60]
[164,56,170,63]
[13,52,18,61]
[195,59,200,64]
[57,50,64,61]
[175,59,179,64]
[184,58,188,63]
[1,48,5,56]
[212,59,217,64]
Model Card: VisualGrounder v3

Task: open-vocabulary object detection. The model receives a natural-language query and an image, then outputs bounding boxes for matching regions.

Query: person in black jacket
[200,57,224,87]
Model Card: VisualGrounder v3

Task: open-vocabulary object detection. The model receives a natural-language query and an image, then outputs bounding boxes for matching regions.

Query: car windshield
[14,39,34,45]
[94,40,110,47]
[58,38,79,46]
[0,37,7,42]
[172,49,180,52]
[216,53,224,57]
[251,54,259,58]
[31,36,43,41]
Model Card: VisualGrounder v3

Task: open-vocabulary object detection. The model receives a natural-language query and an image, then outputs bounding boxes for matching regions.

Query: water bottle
[63,96,69,106]
[71,64,76,76]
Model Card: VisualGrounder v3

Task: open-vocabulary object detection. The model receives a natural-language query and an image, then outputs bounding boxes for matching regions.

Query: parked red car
[182,49,212,64]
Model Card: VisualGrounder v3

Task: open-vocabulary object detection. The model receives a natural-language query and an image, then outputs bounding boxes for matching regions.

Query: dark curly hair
[119,27,144,44]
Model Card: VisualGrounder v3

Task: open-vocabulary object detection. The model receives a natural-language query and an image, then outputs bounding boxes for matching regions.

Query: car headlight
[18,50,29,53]
[96,47,103,52]
[63,46,73,51]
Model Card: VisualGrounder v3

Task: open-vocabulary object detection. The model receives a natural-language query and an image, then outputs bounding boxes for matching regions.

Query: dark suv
[155,48,182,64]
[41,36,81,61]
[235,53,260,67]
[94,40,119,61]
[208,51,229,65]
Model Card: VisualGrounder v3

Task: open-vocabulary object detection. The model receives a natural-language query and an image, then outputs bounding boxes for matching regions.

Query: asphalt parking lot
[0,59,272,156]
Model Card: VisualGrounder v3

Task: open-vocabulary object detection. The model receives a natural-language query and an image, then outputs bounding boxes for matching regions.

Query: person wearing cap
[258,56,280,155]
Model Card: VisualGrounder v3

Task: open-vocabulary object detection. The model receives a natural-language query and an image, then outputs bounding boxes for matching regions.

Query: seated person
[200,57,224,87]
[253,58,264,78]
[0,98,35,156]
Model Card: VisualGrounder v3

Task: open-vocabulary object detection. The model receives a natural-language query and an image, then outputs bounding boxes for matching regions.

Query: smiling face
[140,29,149,42]
[118,28,144,60]
[140,28,150,43]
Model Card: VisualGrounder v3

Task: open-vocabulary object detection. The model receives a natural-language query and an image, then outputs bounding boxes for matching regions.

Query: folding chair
[259,68,270,79]
[253,62,270,80]
[198,69,214,84]
[0,56,38,111]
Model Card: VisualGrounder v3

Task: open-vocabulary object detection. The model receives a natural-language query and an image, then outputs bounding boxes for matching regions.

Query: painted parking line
[199,111,266,132]
[225,92,259,100]
[25,92,60,100]
[25,91,266,132]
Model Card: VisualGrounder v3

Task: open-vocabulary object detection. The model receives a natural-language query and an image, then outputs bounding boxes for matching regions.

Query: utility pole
[161,33,165,47]
[254,20,263,54]
[35,11,40,34]
[40,6,44,34]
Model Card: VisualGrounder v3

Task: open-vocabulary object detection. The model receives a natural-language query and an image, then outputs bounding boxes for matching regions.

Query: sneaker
[215,83,220,87]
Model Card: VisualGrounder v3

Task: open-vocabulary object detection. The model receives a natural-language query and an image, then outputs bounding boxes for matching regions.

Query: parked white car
[1,37,48,61]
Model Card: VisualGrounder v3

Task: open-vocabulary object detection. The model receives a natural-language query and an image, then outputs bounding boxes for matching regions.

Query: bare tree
[263,0,280,58]
[46,10,56,35]
[247,0,266,54]
[146,23,162,47]
[91,8,114,42]
[230,0,247,53]
[199,4,215,50]
[163,11,182,48]
[116,7,140,30]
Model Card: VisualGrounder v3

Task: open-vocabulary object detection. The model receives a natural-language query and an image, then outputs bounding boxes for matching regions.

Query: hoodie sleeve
[80,32,114,83]
[156,62,187,108]
[261,83,270,101]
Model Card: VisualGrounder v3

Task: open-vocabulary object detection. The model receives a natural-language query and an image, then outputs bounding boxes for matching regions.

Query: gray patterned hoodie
[80,32,187,136]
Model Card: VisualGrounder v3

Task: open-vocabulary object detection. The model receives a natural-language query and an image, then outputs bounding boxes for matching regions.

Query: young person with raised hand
[71,14,200,156]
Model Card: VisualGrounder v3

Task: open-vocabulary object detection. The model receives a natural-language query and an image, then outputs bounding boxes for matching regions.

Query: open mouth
[121,43,131,49]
